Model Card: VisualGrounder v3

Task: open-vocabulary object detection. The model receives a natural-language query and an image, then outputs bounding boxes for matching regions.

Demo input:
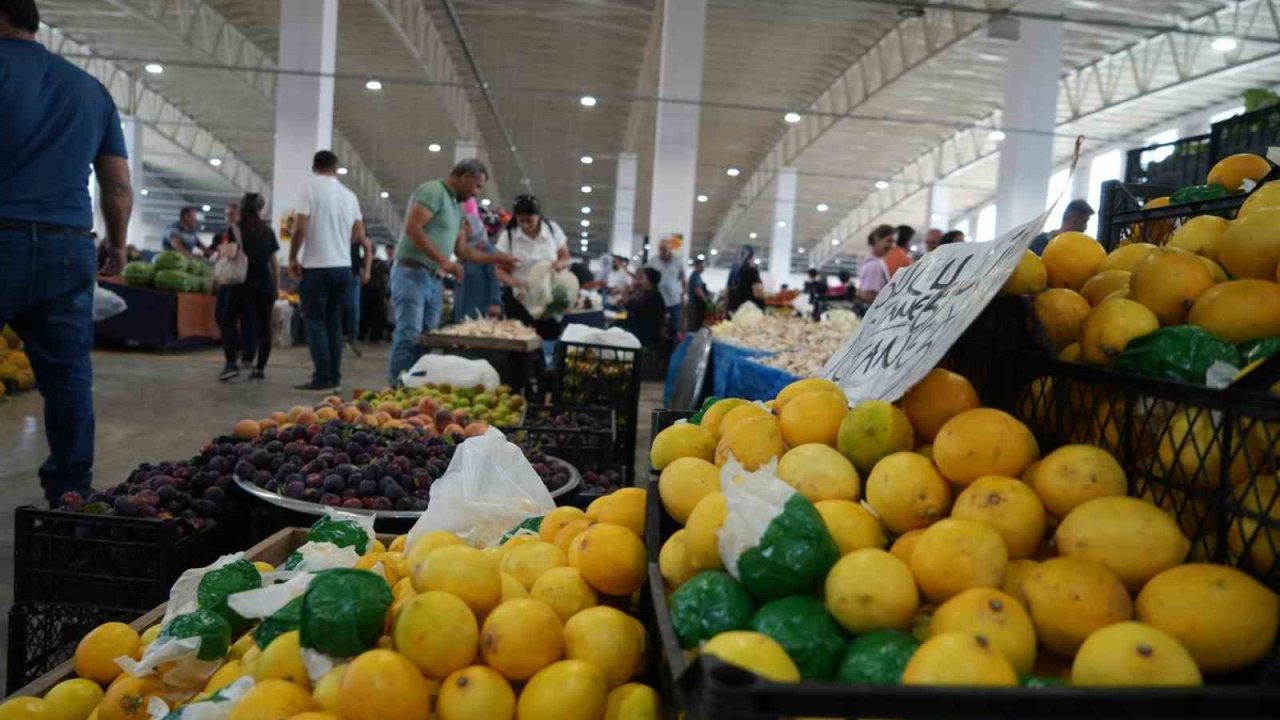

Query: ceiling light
[581,220,590,227]
[427,143,442,153]
[632,254,640,260]
[816,203,829,212]
[140,189,149,196]
[784,112,802,124]
[480,198,491,207]
[581,185,592,193]
[644,243,651,250]
[697,194,708,203]
[337,167,349,175]
[988,129,1006,141]
[726,167,740,177]
[831,238,841,245]
[201,204,211,212]
[580,155,594,164]
[709,249,718,256]
[697,253,705,260]
[580,231,589,238]
[777,220,787,228]
[875,180,889,189]
[209,157,222,167]
[379,191,389,199]
[144,63,164,75]
[753,258,761,265]
[798,248,806,254]
[1212,36,1239,52]
[748,232,758,239]
[579,95,597,107]
[581,207,591,214]
[365,79,383,91]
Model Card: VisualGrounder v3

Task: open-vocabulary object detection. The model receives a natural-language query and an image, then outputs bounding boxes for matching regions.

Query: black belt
[397,258,435,272]
[0,219,93,236]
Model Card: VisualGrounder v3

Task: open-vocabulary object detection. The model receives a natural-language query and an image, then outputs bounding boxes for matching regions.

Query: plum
[341,498,364,509]
[283,480,305,499]
[319,493,342,507]
[357,479,378,497]
[202,486,226,503]
[323,475,346,493]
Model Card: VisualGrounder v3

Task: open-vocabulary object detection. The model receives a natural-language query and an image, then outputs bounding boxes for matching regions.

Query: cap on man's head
[1065,199,1095,217]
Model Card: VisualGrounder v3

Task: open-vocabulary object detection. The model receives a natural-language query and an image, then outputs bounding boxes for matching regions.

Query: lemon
[501,541,568,591]
[1021,557,1132,657]
[337,650,435,720]
[604,683,662,720]
[1167,215,1229,262]
[1033,288,1091,350]
[42,678,103,720]
[901,633,1018,686]
[824,548,918,634]
[228,679,315,720]
[951,476,1046,559]
[1098,242,1156,274]
[836,401,914,475]
[776,444,860,503]
[1207,152,1270,191]
[889,529,924,566]
[658,530,698,590]
[500,572,529,602]
[899,368,981,442]
[1043,231,1106,291]
[405,530,464,572]
[1080,270,1131,306]
[552,519,593,555]
[1056,496,1190,590]
[480,599,563,681]
[649,422,716,469]
[516,660,608,720]
[1071,622,1201,686]
[1002,559,1039,602]
[311,664,347,715]
[1001,249,1047,295]
[778,390,847,447]
[715,415,786,470]
[933,409,1039,486]
[564,606,645,688]
[774,378,846,412]
[0,697,54,720]
[203,659,242,694]
[909,518,1008,603]
[1129,247,1215,326]
[437,665,515,720]
[255,629,310,689]
[540,506,588,544]
[864,452,952,534]
[1080,299,1159,365]
[931,588,1036,675]
[701,632,800,682]
[531,567,598,624]
[814,499,885,555]
[138,624,161,652]
[568,523,646,597]
[597,488,646,538]
[716,403,771,439]
[658,457,721,524]
[682,492,727,570]
[413,544,502,617]
[73,622,140,685]
[699,398,750,437]
[1026,444,1127,517]
[393,591,478,680]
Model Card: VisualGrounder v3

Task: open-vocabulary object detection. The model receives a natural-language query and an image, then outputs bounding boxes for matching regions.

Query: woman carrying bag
[215,192,280,381]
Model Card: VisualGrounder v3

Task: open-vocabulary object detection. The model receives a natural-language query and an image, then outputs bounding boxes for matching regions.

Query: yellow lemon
[311,664,346,715]
[515,660,608,720]
[824,548,918,634]
[1207,152,1270,191]
[776,444,860,503]
[1098,242,1156,274]
[228,679,314,720]
[649,422,716,469]
[531,567,598,624]
[74,622,140,686]
[1033,288,1091,351]
[1026,444,1127,517]
[836,400,915,475]
[778,390,847,447]
[413,544,502,617]
[931,588,1036,675]
[899,368,981,442]
[910,518,1008,604]
[1056,496,1190,590]
[392,591,478,680]
[500,541,567,591]
[951,476,1046,559]
[540,507,588,544]
[1043,231,1106,291]
[1079,299,1159,365]
[698,398,750,438]
[604,683,662,720]
[480,599,563,681]
[774,378,846,412]
[1071,622,1201,686]
[256,630,310,689]
[682,492,727,570]
[715,415,786,470]
[701,632,800,682]
[814,499,886,555]
[568,523,646,597]
[500,572,529,602]
[563,606,644,688]
[1129,247,1215,326]
[1080,270,1132,306]
[658,458,721,525]
[901,633,1018,686]
[1021,557,1132,657]
[1167,215,1229,262]
[337,650,434,720]
[597,488,646,538]
[405,530,464,572]
[933,408,1039,486]
[1001,250,1047,295]
[437,665,515,720]
[1188,279,1280,344]
[658,530,698,590]
[42,678,103,720]
[864,452,952,534]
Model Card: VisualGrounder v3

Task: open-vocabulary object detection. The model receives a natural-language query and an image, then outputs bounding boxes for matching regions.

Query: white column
[925,182,951,230]
[994,2,1064,235]
[270,0,338,238]
[122,117,146,248]
[454,140,476,164]
[646,0,705,254]
[1070,155,1091,201]
[768,167,797,291]
[611,152,638,258]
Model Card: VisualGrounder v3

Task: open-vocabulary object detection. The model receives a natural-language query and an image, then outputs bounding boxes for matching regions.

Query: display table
[420,331,542,393]
[95,278,219,350]
[664,336,798,405]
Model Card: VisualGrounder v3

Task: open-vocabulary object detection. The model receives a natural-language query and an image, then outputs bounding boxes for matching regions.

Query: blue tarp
[664,337,800,405]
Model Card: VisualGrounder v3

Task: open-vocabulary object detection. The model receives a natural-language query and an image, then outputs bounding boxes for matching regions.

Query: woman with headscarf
[452,198,503,322]
[726,245,765,314]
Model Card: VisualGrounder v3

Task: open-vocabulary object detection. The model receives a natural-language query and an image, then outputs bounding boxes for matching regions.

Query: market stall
[95,277,219,350]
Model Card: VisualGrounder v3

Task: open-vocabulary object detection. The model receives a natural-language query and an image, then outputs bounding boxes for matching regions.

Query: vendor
[726,245,764,314]
[163,206,210,259]
[619,267,666,347]
[495,193,569,337]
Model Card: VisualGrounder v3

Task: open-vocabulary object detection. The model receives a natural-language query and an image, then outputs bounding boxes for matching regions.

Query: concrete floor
[0,341,663,684]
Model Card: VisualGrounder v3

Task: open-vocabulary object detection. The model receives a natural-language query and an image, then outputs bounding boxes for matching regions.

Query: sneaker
[294,380,333,391]
[249,369,265,380]
[331,385,342,394]
[218,365,240,382]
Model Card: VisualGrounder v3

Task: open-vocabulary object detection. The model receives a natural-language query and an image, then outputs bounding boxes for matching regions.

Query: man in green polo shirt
[389,159,516,384]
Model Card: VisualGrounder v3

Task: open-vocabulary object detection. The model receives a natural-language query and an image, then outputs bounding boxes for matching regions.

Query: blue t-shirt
[162,221,202,253]
[0,38,128,229]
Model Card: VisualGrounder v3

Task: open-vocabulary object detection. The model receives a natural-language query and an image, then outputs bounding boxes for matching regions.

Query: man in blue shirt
[163,207,209,259]
[0,0,134,505]
[686,256,709,332]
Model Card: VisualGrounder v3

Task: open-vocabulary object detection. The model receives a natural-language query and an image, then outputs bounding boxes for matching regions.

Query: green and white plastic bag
[148,676,254,720]
[718,457,840,603]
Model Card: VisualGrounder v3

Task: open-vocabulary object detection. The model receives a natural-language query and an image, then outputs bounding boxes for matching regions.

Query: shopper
[726,245,764,314]
[494,193,569,337]
[922,227,943,253]
[453,198,502,322]
[647,238,685,339]
[360,256,390,342]
[829,270,853,299]
[163,207,209,259]
[886,225,915,277]
[857,227,894,303]
[803,269,826,297]
[0,0,133,504]
[390,159,515,384]
[288,150,370,392]
[619,267,666,346]
[213,201,256,367]
[1030,199,1094,255]
[344,232,371,357]
[217,193,278,381]
[938,230,966,246]
[686,256,709,332]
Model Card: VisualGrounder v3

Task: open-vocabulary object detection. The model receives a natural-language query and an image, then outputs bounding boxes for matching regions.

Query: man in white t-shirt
[287,150,370,392]
[646,238,685,340]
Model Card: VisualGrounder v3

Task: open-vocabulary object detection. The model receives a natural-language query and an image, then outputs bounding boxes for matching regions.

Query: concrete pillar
[454,140,476,163]
[769,167,797,291]
[122,117,146,248]
[994,1,1064,235]
[270,0,338,238]
[925,183,951,230]
[646,0,705,254]
[612,153,638,258]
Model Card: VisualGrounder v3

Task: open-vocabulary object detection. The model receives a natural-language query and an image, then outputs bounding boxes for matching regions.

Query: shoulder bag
[213,225,249,285]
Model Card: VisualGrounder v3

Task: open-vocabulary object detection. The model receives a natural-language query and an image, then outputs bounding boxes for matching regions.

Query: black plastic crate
[1124,134,1213,188]
[6,602,138,694]
[13,506,227,612]
[1096,180,1247,252]
[1211,105,1280,161]
[553,341,644,464]
[507,404,615,469]
[561,463,633,510]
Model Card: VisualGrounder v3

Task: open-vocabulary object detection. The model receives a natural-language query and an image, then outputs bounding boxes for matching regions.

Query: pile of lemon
[0,487,661,720]
[650,373,1280,687]
[0,326,34,398]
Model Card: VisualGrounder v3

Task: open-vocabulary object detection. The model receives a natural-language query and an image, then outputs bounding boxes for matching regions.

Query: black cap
[513,194,541,216]
[1065,199,1095,216]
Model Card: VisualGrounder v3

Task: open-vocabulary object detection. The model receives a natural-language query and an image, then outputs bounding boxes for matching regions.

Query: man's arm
[454,231,518,272]
[352,220,373,284]
[94,155,132,273]
[289,214,309,279]
[170,233,193,259]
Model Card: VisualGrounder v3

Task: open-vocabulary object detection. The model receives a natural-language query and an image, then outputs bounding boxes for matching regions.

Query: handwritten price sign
[822,208,1051,403]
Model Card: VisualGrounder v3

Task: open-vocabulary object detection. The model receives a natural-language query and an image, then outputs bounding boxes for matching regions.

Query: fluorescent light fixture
[784,112,802,124]
[776,220,787,228]
[140,189,149,196]
[816,203,829,212]
[709,249,718,256]
[798,248,806,254]
[726,167,740,177]
[427,143,442,153]
[208,158,222,167]
[365,79,383,91]
[697,194,708,203]
[580,155,594,164]
[748,232,758,239]
[581,185,592,193]
[579,95,597,107]
[201,204,211,212]
[580,220,591,227]
[1212,36,1239,52]
[581,207,591,214]
[697,253,705,260]
[644,243,651,250]
[831,238,841,245]
[144,63,164,74]
[580,231,588,238]
[379,191,389,199]
[875,180,889,189]
[988,129,1006,141]
[480,198,491,207]
[753,258,761,265]
[337,167,349,175]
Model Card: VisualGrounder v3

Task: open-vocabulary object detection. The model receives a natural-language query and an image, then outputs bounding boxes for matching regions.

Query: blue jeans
[666,304,682,339]
[344,272,361,341]
[0,226,97,504]
[299,267,351,387]
[389,263,443,384]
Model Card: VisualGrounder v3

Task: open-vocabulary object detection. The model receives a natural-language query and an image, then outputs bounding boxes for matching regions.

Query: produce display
[432,317,539,341]
[356,383,527,429]
[1005,163,1280,392]
[2,497,663,720]
[0,325,35,398]
[649,372,1280,689]
[130,251,212,293]
[711,310,860,377]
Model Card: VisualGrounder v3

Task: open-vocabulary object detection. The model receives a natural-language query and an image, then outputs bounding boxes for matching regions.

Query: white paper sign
[821,208,1052,403]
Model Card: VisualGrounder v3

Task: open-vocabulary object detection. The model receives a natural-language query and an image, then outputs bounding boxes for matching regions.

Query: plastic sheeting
[664,337,800,405]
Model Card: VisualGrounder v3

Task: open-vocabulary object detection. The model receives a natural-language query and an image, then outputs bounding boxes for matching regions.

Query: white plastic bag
[227,572,314,621]
[147,676,254,720]
[407,427,556,548]
[401,354,500,390]
[94,283,127,322]
[561,323,641,349]
[272,300,294,348]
